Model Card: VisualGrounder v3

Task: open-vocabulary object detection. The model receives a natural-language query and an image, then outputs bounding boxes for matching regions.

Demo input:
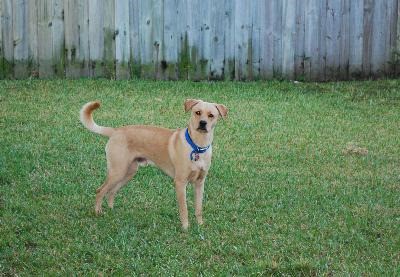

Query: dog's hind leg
[95,170,126,215]
[107,161,138,209]
[95,143,131,214]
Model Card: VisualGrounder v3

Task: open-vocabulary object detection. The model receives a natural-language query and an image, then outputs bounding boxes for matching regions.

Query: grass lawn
[0,79,399,275]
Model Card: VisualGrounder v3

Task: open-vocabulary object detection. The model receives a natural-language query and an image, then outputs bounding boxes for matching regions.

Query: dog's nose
[199,120,207,127]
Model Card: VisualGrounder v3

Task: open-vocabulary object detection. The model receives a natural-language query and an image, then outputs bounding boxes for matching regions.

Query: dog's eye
[208,114,214,118]
[195,111,201,115]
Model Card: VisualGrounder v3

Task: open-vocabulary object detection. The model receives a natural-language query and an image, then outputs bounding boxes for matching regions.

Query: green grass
[0,79,399,275]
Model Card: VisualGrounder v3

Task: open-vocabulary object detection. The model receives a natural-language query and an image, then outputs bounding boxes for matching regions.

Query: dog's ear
[215,104,228,119]
[184,99,200,112]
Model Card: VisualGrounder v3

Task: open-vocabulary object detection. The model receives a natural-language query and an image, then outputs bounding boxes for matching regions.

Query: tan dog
[80,99,227,230]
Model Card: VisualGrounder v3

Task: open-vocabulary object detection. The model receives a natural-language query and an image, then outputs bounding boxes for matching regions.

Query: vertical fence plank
[386,0,398,74]
[349,0,364,78]
[162,0,178,80]
[52,0,64,77]
[370,0,387,77]
[318,0,327,81]
[139,0,153,78]
[199,0,211,80]
[362,0,373,77]
[250,0,261,80]
[64,0,78,77]
[136,0,163,79]
[186,0,200,80]
[13,0,29,79]
[326,0,341,80]
[0,0,3,78]
[64,0,89,78]
[115,0,130,79]
[2,0,13,78]
[294,0,305,80]
[88,0,104,77]
[210,0,225,80]
[223,0,235,80]
[339,0,350,79]
[260,0,274,79]
[397,0,400,75]
[304,0,319,80]
[138,0,147,77]
[78,0,90,77]
[272,0,283,78]
[234,0,251,80]
[152,0,163,79]
[103,0,115,78]
[38,0,53,78]
[28,0,39,77]
[281,0,296,80]
[129,0,140,78]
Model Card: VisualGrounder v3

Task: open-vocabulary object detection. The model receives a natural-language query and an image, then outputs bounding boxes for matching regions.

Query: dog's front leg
[174,178,189,230]
[194,178,205,225]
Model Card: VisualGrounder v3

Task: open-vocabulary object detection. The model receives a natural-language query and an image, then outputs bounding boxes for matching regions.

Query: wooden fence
[1,0,399,81]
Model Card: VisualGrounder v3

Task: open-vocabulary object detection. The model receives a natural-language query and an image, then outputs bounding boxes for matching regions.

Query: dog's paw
[181,223,189,231]
[95,207,103,215]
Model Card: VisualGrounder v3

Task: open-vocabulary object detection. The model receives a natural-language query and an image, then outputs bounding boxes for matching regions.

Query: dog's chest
[188,167,206,182]
[188,155,209,182]
[192,156,205,169]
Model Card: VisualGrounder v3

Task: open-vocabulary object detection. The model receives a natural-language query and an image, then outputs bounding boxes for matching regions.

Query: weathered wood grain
[200,0,211,80]
[234,0,251,80]
[304,0,320,80]
[2,0,13,78]
[37,0,53,78]
[326,0,341,80]
[349,0,364,78]
[249,0,261,80]
[362,0,374,77]
[282,0,296,80]
[88,0,104,77]
[0,0,3,78]
[260,0,274,79]
[13,0,29,78]
[129,0,140,78]
[210,0,225,80]
[1,0,399,80]
[115,0,130,79]
[386,0,398,74]
[370,0,387,77]
[52,0,64,77]
[64,0,90,78]
[294,0,305,79]
[272,0,283,78]
[397,0,400,75]
[103,0,115,79]
[338,0,350,79]
[223,0,235,80]
[186,0,203,80]
[135,0,163,79]
[28,0,39,77]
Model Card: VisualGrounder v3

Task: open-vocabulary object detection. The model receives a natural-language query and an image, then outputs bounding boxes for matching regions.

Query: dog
[80,99,228,230]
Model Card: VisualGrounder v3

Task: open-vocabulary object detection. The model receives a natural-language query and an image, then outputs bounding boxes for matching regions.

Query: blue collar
[185,128,211,161]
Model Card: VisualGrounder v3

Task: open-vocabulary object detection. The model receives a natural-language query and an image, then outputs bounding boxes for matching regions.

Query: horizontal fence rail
[0,0,399,81]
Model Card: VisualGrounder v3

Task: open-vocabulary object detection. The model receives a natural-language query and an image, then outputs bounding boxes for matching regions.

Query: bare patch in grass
[342,143,368,156]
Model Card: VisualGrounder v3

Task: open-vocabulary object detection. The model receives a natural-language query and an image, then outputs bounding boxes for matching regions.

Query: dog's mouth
[197,127,208,133]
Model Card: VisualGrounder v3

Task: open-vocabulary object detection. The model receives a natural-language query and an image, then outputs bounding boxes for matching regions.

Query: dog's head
[184,99,228,133]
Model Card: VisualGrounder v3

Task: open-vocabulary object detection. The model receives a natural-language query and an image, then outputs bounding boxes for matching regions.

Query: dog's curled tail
[80,101,114,137]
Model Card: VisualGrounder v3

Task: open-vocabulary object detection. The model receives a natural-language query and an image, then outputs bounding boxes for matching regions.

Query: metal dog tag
[194,153,200,161]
